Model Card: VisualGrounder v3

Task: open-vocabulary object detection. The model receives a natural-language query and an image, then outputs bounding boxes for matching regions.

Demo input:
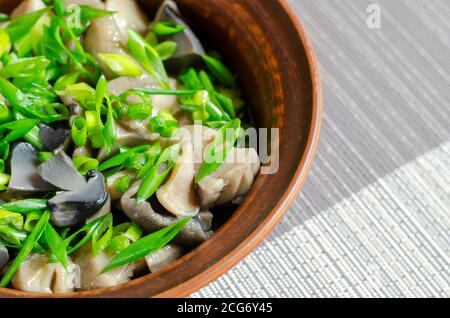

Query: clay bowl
[0,0,322,298]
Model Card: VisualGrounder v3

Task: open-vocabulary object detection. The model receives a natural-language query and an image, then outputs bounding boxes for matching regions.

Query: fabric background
[192,0,450,298]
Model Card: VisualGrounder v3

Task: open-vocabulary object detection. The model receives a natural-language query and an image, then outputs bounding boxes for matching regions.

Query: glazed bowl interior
[0,0,320,297]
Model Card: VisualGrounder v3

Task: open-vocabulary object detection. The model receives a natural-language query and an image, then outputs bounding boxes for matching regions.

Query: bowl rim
[155,0,323,298]
[0,0,323,298]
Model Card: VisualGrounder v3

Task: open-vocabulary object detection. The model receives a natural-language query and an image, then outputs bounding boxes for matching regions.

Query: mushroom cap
[8,142,55,194]
[121,181,212,247]
[38,150,109,227]
[48,170,108,227]
[11,0,46,18]
[74,244,134,290]
[40,125,71,152]
[145,244,184,273]
[38,150,86,192]
[12,253,80,294]
[197,147,260,209]
[156,142,200,217]
[153,0,205,74]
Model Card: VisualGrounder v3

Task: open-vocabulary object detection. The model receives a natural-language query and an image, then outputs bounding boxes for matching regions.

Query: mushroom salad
[0,0,260,293]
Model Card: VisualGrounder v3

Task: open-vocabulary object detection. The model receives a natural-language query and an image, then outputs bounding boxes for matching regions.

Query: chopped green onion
[44,222,68,269]
[145,31,158,46]
[96,75,116,153]
[150,109,178,138]
[202,54,237,88]
[53,71,80,92]
[38,151,54,163]
[56,82,96,110]
[64,214,109,255]
[85,110,104,148]
[102,217,190,273]
[14,112,44,150]
[0,28,10,58]
[137,143,180,202]
[0,199,48,214]
[24,211,42,232]
[155,41,177,61]
[0,226,27,245]
[152,21,186,36]
[99,145,150,171]
[196,118,241,182]
[136,143,162,179]
[115,175,132,194]
[179,68,203,90]
[0,211,50,287]
[127,29,169,89]
[0,118,40,143]
[119,90,152,121]
[71,116,88,147]
[73,156,99,175]
[98,53,143,77]
[0,101,13,124]
[0,56,50,79]
[0,209,23,230]
[91,213,113,256]
[5,7,50,42]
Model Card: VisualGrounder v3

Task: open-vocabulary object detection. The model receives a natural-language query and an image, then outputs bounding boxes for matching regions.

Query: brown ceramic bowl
[0,0,322,298]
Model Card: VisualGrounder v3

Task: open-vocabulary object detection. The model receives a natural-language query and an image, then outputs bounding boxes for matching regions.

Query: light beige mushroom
[11,0,46,18]
[12,254,80,294]
[105,0,149,43]
[84,14,126,60]
[65,0,103,9]
[145,244,184,272]
[156,142,199,217]
[106,170,136,201]
[197,147,260,209]
[74,246,134,290]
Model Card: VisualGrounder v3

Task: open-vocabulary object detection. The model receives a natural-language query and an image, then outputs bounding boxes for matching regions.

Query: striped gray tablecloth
[193,0,450,298]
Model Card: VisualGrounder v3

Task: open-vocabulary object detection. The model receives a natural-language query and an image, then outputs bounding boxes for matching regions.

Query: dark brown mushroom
[121,181,213,248]
[38,150,108,227]
[153,0,205,74]
[8,142,55,194]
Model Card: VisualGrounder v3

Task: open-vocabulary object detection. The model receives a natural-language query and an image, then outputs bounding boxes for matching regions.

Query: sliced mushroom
[40,124,71,152]
[65,0,103,9]
[197,147,260,209]
[84,13,127,60]
[153,0,205,73]
[145,244,183,273]
[38,151,108,227]
[0,244,8,269]
[121,181,213,247]
[38,150,86,192]
[11,0,46,18]
[74,245,134,290]
[105,0,149,43]
[47,170,108,227]
[8,142,55,194]
[12,253,80,294]
[156,142,199,217]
